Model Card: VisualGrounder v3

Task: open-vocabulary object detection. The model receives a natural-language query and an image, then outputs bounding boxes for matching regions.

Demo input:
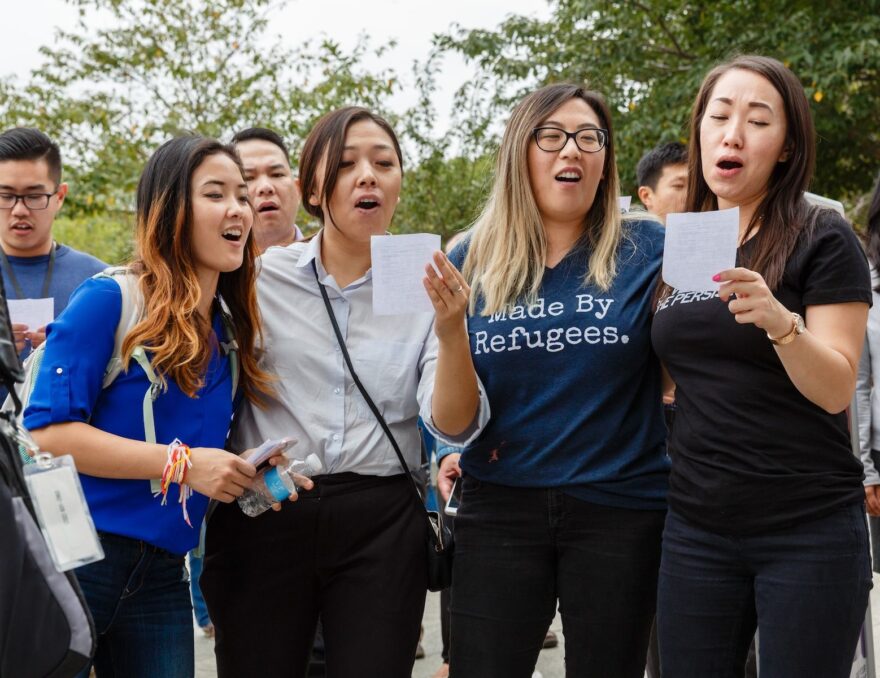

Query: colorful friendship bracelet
[155,438,194,527]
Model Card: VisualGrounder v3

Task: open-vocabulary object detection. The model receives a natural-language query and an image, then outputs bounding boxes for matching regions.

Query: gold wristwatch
[768,312,805,346]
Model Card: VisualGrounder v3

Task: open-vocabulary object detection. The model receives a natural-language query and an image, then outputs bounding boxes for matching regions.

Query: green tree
[437,0,880,210]
[395,54,498,241]
[0,0,400,259]
[54,214,135,265]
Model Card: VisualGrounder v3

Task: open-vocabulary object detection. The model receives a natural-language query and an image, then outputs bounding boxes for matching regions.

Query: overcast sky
[0,0,552,133]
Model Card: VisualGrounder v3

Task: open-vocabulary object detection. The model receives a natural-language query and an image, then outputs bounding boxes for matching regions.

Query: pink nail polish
[712,274,721,282]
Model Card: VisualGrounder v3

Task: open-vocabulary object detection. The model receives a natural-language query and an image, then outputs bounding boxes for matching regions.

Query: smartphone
[444,477,462,517]
[247,437,297,468]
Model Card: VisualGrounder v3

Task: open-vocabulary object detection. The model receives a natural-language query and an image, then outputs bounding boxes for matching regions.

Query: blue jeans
[75,532,194,678]
[657,505,872,678]
[449,476,666,678]
[188,551,211,628]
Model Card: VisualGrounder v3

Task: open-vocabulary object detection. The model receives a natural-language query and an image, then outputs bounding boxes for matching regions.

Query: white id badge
[23,454,104,571]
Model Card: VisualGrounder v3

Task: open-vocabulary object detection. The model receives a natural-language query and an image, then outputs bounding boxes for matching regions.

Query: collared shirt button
[334,387,341,395]
[55,367,63,374]
[332,433,340,442]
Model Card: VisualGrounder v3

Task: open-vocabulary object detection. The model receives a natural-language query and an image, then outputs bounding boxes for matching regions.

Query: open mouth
[257,203,278,214]
[222,227,243,242]
[11,223,33,232]
[717,160,743,171]
[355,199,380,210]
[555,171,582,183]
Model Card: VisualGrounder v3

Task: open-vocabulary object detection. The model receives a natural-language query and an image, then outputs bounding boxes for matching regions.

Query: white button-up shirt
[233,230,489,475]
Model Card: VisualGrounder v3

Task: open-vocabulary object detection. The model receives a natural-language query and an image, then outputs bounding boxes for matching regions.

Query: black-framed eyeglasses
[532,127,608,153]
[0,191,58,210]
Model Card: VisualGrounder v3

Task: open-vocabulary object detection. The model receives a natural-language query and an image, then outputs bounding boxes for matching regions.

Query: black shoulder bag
[312,262,453,592]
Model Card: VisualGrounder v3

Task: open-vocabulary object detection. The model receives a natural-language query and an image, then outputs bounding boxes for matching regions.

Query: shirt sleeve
[23,277,122,430]
[416,319,491,448]
[801,212,872,307]
[856,333,879,485]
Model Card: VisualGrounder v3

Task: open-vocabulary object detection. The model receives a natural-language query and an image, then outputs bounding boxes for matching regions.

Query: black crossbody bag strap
[311,261,430,514]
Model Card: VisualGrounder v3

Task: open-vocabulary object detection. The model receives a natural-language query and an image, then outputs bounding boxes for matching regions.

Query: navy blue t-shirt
[450,219,669,509]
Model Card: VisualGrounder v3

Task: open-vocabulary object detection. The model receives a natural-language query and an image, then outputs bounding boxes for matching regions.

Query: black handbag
[312,262,454,592]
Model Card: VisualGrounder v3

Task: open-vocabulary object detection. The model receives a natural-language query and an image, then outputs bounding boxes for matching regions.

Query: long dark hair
[686,55,818,290]
[127,135,273,402]
[298,106,403,229]
[866,174,880,291]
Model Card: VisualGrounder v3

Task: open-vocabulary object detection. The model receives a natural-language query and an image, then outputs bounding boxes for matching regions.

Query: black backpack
[0,274,96,677]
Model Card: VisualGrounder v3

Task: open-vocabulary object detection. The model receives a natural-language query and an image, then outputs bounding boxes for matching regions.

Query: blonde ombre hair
[462,84,625,315]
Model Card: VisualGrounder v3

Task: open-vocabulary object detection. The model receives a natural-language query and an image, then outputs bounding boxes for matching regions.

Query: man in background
[0,127,105,358]
[232,127,303,253]
[635,141,687,224]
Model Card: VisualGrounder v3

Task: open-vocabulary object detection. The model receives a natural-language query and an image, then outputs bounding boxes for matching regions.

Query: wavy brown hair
[124,135,273,402]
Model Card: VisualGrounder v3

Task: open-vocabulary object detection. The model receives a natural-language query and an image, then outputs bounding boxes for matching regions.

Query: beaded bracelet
[155,438,194,527]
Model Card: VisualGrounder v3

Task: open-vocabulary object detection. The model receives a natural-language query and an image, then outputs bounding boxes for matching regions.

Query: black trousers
[449,476,665,678]
[200,472,427,678]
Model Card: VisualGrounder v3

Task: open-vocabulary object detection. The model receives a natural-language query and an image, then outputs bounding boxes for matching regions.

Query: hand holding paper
[662,208,739,292]
[8,297,54,332]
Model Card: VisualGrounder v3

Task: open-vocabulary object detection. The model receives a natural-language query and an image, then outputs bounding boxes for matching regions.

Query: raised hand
[423,251,471,342]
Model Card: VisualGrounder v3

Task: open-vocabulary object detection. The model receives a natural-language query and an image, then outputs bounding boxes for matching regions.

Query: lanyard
[0,242,56,299]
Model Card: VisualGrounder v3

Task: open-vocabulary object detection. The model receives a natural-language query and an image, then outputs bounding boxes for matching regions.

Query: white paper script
[371,234,441,315]
[662,208,739,292]
[8,297,54,330]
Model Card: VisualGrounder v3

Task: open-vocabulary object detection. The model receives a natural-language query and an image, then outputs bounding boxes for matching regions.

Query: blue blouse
[24,277,236,554]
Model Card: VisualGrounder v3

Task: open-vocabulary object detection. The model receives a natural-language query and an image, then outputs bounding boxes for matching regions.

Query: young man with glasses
[0,128,105,357]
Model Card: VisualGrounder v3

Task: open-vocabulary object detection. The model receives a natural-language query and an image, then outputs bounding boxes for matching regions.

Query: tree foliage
[395,54,498,241]
[4,0,877,263]
[437,0,880,210]
[0,0,398,224]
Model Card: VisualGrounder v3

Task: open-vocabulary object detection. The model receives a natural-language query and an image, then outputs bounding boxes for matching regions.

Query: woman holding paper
[437,83,668,677]
[651,55,871,677]
[200,106,486,678]
[24,135,274,677]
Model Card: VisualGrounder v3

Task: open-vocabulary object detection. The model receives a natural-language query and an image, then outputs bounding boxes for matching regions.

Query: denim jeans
[187,551,211,628]
[449,476,666,678]
[657,505,872,678]
[75,532,194,678]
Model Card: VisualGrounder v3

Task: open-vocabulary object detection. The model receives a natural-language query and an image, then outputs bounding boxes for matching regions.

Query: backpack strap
[94,267,143,389]
[93,268,164,493]
[216,295,239,400]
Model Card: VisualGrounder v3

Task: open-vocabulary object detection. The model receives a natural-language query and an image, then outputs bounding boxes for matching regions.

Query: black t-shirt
[651,210,871,534]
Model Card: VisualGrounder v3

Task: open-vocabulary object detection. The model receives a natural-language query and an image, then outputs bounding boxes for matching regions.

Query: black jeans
[657,506,872,678]
[449,476,665,678]
[201,473,427,678]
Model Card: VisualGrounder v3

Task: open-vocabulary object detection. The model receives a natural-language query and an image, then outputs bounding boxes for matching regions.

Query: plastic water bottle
[237,453,323,518]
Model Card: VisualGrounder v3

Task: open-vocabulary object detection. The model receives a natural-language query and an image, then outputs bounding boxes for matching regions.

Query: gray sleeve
[856,334,879,485]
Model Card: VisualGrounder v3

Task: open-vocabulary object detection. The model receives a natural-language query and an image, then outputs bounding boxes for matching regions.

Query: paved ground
[195,574,880,677]
[194,588,566,678]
